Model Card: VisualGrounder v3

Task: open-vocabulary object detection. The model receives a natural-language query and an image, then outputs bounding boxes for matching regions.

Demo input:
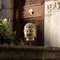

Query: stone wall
[0,45,60,60]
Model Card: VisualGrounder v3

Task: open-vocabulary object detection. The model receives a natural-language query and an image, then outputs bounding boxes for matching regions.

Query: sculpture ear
[35,32,36,38]
[33,29,36,38]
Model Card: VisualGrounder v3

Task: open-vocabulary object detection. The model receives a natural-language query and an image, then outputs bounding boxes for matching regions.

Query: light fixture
[28,9,34,15]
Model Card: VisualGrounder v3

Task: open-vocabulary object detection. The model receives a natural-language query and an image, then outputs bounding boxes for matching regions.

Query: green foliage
[0,16,16,44]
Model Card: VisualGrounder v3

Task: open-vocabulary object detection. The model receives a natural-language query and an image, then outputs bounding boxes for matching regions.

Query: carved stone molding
[25,0,44,5]
[18,0,44,6]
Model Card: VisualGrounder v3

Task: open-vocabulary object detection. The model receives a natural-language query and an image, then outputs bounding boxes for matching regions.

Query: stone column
[0,0,2,15]
[2,0,14,30]
[0,0,2,9]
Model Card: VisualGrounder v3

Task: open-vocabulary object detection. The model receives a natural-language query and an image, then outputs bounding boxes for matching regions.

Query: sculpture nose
[28,31,30,34]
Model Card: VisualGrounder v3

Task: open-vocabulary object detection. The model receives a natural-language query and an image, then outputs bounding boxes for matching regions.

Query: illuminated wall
[45,0,60,47]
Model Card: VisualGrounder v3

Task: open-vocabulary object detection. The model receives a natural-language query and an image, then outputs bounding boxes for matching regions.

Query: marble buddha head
[24,23,36,41]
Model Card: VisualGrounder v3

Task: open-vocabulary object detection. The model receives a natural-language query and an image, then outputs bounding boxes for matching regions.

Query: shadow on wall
[13,0,26,43]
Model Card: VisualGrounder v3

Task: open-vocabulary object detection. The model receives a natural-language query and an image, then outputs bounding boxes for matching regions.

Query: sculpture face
[24,23,36,41]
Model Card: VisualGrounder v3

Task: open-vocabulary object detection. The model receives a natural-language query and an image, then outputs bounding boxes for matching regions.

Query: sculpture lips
[27,34,32,36]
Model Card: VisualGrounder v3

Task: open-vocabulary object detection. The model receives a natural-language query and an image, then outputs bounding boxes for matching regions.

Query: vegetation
[0,16,16,45]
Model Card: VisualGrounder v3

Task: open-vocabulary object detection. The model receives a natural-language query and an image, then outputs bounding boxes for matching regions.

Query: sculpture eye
[26,30,29,33]
[29,29,33,32]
